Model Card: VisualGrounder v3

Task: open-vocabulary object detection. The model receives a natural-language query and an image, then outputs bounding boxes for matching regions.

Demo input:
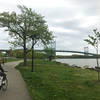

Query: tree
[84,29,100,81]
[44,46,56,61]
[0,5,53,66]
[0,51,4,57]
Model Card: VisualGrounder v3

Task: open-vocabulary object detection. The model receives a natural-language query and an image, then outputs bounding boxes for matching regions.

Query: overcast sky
[0,0,100,54]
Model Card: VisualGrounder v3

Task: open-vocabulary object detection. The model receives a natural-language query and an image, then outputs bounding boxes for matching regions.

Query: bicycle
[0,71,8,91]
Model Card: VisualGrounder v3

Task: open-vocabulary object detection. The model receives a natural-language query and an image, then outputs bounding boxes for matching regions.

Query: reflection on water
[56,59,100,68]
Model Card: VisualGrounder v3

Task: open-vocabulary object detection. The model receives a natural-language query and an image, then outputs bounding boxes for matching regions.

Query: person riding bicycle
[0,58,6,84]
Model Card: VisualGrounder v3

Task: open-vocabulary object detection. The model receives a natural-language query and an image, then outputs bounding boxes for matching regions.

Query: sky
[0,0,100,54]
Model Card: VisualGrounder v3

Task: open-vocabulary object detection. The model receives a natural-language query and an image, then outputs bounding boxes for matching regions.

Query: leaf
[0,5,53,48]
[84,28,100,49]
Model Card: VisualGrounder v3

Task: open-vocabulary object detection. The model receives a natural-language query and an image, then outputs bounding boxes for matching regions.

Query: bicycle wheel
[2,78,8,91]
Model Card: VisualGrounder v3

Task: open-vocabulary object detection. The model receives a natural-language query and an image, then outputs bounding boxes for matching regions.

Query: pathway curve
[0,61,32,100]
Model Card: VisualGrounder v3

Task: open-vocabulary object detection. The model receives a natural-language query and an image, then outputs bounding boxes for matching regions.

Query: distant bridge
[0,49,97,56]
[36,50,96,56]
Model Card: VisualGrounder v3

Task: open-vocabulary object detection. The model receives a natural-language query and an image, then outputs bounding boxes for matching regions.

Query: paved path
[0,61,32,100]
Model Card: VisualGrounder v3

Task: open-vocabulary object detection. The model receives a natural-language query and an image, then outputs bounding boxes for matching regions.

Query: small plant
[44,46,56,61]
[84,29,100,81]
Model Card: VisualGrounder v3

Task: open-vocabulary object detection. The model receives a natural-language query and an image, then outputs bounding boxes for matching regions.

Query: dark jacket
[0,64,4,73]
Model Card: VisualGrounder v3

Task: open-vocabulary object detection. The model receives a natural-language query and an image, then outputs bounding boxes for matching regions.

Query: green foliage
[7,49,23,58]
[44,47,55,61]
[7,49,45,59]
[4,57,21,63]
[84,29,100,81]
[84,29,100,48]
[16,50,24,58]
[8,49,17,57]
[0,5,53,48]
[0,5,53,66]
[16,59,100,100]
[27,51,45,59]
[84,28,100,60]
[0,51,5,57]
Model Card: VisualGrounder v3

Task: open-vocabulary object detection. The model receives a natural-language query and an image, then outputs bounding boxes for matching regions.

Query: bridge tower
[84,47,89,56]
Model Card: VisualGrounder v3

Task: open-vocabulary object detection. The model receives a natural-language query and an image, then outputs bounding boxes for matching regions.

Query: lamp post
[31,34,35,72]
[30,34,38,72]
[32,36,34,72]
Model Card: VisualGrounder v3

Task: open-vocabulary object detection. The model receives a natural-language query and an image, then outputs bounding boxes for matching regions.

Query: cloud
[0,0,99,53]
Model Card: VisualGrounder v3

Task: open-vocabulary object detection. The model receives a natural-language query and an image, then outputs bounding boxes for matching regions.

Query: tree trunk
[96,49,99,67]
[96,41,100,81]
[23,33,27,66]
[96,40,99,67]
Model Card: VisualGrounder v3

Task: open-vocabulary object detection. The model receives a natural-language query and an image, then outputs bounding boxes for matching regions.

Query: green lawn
[4,57,22,63]
[16,59,100,100]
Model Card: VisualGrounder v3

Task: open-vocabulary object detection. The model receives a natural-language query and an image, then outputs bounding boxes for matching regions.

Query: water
[56,59,100,68]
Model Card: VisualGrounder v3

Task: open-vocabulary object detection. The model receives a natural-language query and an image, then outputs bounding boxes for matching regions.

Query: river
[56,59,100,68]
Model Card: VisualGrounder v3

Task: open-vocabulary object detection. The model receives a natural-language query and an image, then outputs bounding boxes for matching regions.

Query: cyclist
[0,58,6,86]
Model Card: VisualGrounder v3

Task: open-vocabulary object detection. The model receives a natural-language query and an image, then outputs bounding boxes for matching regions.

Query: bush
[8,49,45,59]
[27,51,45,59]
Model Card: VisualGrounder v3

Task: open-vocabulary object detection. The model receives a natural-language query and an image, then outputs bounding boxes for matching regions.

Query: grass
[16,59,100,100]
[4,57,22,63]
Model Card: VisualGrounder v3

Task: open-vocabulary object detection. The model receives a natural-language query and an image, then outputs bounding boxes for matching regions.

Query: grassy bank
[16,59,100,100]
[4,57,22,63]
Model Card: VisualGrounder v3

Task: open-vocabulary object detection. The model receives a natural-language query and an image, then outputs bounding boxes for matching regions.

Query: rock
[63,63,70,66]
[82,65,89,69]
[56,62,61,65]
[71,64,79,68]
